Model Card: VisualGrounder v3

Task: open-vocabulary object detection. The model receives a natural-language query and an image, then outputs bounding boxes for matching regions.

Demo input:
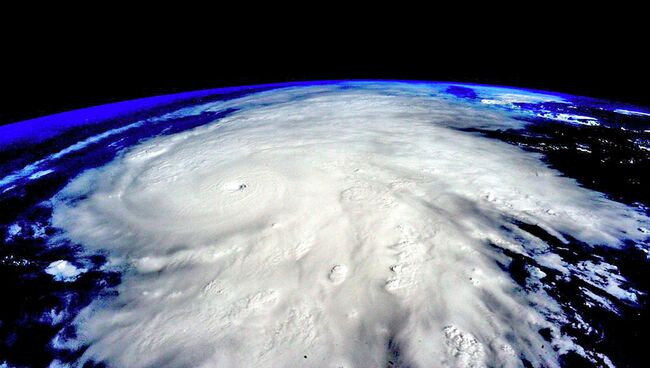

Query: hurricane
[2,81,649,367]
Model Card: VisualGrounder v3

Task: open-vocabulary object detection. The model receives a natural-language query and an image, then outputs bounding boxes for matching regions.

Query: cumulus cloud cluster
[51,84,649,367]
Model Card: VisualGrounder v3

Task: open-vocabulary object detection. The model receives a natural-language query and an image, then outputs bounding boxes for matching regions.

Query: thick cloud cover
[51,84,649,367]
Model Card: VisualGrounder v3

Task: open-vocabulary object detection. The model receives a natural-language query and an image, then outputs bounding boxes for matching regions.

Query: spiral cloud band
[51,84,649,367]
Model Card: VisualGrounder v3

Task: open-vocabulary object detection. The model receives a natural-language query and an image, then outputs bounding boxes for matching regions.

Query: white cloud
[51,84,649,367]
[45,260,86,282]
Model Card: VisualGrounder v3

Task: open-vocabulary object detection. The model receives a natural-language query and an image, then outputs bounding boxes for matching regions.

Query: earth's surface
[1,81,649,368]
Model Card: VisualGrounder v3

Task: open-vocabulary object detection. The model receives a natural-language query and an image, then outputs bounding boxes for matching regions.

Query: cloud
[51,84,649,367]
[45,260,87,282]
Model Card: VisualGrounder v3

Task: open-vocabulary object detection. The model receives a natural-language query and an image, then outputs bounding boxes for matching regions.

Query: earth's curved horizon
[1,80,649,368]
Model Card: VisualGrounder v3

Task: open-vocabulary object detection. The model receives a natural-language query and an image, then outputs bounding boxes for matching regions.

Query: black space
[2,17,648,126]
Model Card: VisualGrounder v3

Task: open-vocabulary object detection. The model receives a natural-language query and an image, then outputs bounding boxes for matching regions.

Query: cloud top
[52,84,649,367]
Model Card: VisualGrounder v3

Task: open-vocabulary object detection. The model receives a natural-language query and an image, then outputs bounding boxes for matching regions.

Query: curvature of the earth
[1,81,649,368]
